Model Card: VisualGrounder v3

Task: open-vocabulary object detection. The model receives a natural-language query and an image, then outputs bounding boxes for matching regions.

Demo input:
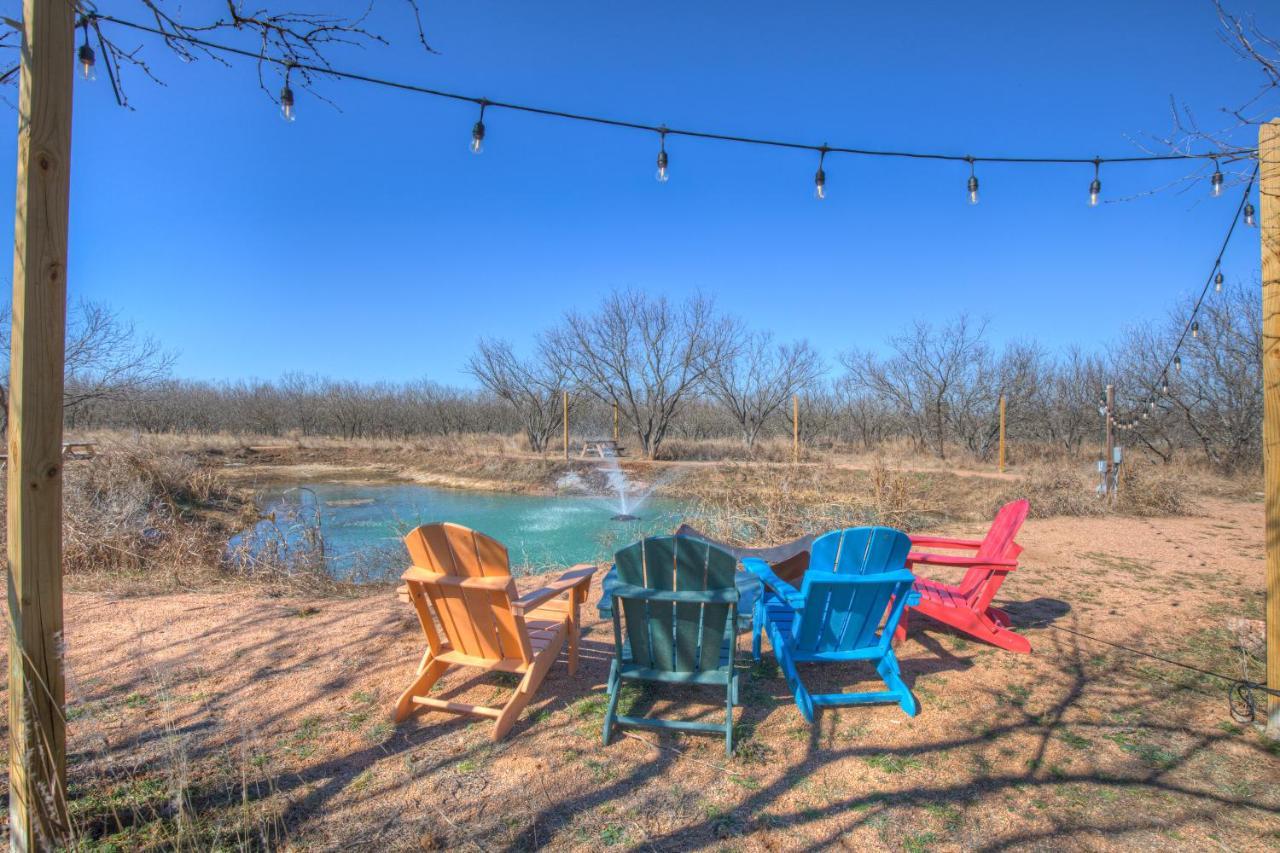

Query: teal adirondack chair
[744,526,919,722]
[603,536,741,754]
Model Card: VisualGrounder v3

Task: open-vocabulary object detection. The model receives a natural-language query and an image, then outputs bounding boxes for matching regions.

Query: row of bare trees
[13,285,1262,470]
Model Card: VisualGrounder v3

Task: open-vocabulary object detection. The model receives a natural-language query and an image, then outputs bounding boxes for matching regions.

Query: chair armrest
[512,564,596,615]
[908,535,983,550]
[742,558,804,609]
[907,552,1017,569]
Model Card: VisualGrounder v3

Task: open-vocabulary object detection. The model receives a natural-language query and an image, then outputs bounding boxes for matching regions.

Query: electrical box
[1113,446,1123,465]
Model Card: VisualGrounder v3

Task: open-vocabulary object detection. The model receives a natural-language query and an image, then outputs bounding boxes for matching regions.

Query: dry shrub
[1114,462,1196,516]
[994,463,1104,519]
[679,459,932,547]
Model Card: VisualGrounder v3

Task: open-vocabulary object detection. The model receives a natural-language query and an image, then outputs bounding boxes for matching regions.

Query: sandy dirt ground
[16,497,1280,850]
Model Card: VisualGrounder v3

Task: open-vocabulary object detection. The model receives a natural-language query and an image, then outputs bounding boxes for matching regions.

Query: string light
[1191,320,1199,339]
[78,20,96,81]
[1161,374,1169,395]
[1215,270,1224,292]
[1174,355,1182,373]
[655,128,669,183]
[279,64,295,122]
[1210,160,1223,197]
[470,101,487,154]
[814,146,828,200]
[1245,203,1256,227]
[1089,159,1101,207]
[966,157,979,205]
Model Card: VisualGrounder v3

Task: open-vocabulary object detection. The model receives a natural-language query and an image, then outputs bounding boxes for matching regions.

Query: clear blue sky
[6,0,1275,385]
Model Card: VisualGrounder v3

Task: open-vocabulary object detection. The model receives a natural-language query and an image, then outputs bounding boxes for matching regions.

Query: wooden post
[1261,118,1280,738]
[997,394,1007,473]
[792,394,799,464]
[1104,384,1115,500]
[612,401,618,443]
[8,0,76,845]
[562,390,569,461]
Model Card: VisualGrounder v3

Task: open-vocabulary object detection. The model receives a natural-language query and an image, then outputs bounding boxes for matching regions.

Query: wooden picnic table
[0,442,96,462]
[579,439,623,459]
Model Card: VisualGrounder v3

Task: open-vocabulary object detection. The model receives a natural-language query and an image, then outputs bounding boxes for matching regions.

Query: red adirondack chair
[893,499,1031,653]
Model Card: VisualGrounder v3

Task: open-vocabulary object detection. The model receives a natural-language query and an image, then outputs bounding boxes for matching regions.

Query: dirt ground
[17,495,1280,850]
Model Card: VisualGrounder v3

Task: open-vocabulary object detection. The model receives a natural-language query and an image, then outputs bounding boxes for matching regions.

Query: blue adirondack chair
[603,535,740,754]
[744,526,919,722]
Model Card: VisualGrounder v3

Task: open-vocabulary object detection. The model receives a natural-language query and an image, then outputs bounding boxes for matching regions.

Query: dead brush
[1114,462,1196,516]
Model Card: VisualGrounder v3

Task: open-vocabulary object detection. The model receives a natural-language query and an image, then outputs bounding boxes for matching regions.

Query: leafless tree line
[14,284,1262,471]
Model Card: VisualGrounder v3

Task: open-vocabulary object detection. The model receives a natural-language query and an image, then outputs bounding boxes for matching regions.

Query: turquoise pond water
[229,482,688,582]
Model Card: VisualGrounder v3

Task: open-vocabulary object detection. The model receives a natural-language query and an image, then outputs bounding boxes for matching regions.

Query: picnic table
[579,439,623,459]
[0,442,96,462]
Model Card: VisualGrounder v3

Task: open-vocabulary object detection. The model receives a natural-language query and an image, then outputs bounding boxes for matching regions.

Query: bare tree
[0,299,174,434]
[546,291,737,459]
[468,338,575,453]
[707,332,823,450]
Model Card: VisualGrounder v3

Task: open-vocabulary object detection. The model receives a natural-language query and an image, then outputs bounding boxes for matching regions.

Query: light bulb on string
[1174,355,1182,373]
[1215,270,1224,292]
[1161,374,1169,395]
[1191,320,1200,339]
[814,146,828,200]
[279,63,296,122]
[1210,160,1223,197]
[1088,159,1101,207]
[966,157,979,205]
[470,101,487,154]
[77,19,96,81]
[1244,203,1256,227]
[655,128,669,183]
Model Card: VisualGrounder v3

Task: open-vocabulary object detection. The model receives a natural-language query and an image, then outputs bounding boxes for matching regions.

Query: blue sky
[8,1,1275,385]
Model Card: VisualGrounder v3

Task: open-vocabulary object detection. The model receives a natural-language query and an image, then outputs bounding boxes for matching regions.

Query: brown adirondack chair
[394,523,596,740]
[893,499,1030,653]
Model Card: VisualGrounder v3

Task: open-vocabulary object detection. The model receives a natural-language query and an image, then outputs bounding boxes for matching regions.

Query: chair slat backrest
[809,526,913,576]
[614,536,738,674]
[794,527,913,654]
[958,499,1030,599]
[402,523,532,665]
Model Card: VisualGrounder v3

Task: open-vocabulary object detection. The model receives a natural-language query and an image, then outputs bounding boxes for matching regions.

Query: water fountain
[599,454,680,521]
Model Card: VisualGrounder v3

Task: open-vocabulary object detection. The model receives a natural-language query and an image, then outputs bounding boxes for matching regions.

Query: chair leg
[752,597,765,661]
[771,632,814,724]
[602,662,621,746]
[393,657,450,723]
[724,673,737,756]
[566,591,582,676]
[876,653,917,717]
[893,610,909,646]
[494,627,566,741]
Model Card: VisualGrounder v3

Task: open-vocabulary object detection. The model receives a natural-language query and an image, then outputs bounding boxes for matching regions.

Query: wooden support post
[612,401,618,443]
[1261,118,1280,738]
[8,0,77,846]
[998,394,1007,473]
[792,394,799,464]
[1104,384,1115,501]
[562,390,569,461]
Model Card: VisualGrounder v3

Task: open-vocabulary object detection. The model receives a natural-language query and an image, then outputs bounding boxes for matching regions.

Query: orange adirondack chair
[894,499,1030,654]
[394,523,596,740]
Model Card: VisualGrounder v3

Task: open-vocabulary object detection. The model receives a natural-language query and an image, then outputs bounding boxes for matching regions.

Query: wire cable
[92,13,1255,167]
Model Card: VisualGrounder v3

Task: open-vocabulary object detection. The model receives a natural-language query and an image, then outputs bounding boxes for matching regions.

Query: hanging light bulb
[470,101,487,154]
[77,20,96,81]
[1149,400,1156,415]
[1210,160,1223,197]
[1244,202,1256,227]
[1174,355,1182,373]
[1089,159,1101,207]
[279,62,296,122]
[1191,320,1199,339]
[1161,374,1169,395]
[966,157,979,205]
[655,129,669,183]
[814,147,828,200]
[1215,270,1224,292]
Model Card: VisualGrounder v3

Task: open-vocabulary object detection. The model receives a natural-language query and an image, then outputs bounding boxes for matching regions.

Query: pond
[229,482,690,582]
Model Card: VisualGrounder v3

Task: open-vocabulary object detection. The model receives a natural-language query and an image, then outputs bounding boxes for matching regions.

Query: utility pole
[998,394,1007,473]
[8,0,76,846]
[562,390,569,461]
[612,401,618,443]
[1260,118,1280,738]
